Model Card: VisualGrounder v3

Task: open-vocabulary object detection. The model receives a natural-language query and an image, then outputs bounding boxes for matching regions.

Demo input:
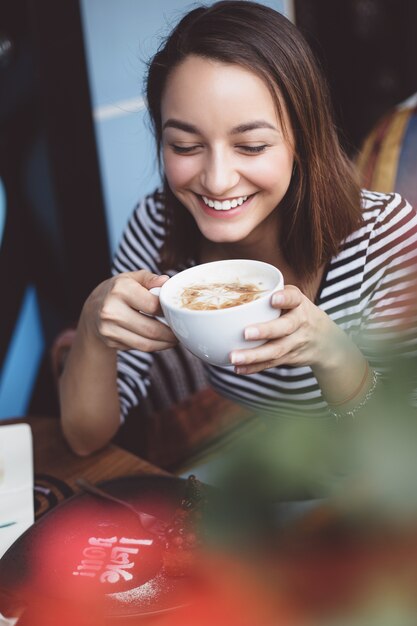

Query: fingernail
[231,352,245,365]
[245,327,260,340]
[235,366,247,375]
[272,293,284,306]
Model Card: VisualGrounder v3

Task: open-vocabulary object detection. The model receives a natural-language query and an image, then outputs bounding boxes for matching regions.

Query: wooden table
[3,416,169,520]
[4,389,253,518]
[29,416,169,487]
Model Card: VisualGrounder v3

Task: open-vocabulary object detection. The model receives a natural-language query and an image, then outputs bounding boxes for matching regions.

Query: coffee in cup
[179,280,267,311]
[156,260,284,366]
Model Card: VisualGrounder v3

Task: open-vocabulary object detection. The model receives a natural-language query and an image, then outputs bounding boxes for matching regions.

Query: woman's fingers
[244,309,302,344]
[234,361,278,375]
[107,313,177,346]
[231,299,309,372]
[231,332,300,368]
[91,271,177,351]
[107,272,168,316]
[102,322,177,352]
[99,300,177,346]
[242,285,304,342]
[271,285,303,310]
[244,314,299,341]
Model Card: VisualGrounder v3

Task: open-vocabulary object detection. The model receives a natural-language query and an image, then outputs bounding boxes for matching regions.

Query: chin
[197,221,250,242]
[202,230,251,244]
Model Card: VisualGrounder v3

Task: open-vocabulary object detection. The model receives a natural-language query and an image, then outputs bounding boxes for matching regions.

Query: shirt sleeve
[111,189,166,422]
[359,193,417,375]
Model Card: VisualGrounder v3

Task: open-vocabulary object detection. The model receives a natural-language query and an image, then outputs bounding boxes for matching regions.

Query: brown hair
[145,1,362,278]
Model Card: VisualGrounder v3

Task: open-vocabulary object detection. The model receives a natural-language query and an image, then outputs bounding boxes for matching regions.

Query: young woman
[60,1,417,456]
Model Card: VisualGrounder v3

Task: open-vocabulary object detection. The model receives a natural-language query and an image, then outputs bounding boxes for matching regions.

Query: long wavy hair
[145,1,362,279]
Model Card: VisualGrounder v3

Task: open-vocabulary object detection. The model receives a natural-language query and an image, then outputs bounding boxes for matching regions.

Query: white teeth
[202,195,249,210]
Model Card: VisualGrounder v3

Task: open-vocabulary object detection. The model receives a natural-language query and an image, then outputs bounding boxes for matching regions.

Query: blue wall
[0,287,44,418]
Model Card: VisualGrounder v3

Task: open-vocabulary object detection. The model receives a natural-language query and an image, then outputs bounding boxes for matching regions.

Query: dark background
[1,0,417,416]
[295,0,417,155]
[0,0,110,414]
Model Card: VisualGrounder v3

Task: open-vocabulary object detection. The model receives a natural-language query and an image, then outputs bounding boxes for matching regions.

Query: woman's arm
[59,307,120,457]
[59,271,177,456]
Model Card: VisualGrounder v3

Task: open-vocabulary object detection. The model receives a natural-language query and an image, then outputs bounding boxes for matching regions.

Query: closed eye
[170,144,200,154]
[237,145,269,154]
[169,143,269,155]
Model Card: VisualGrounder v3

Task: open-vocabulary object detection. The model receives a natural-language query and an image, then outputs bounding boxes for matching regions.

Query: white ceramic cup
[152,259,284,367]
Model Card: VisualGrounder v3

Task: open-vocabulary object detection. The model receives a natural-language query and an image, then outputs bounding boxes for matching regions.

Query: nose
[200,147,240,197]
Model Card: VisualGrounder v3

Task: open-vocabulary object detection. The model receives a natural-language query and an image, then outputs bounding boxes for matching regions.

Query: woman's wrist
[79,296,114,353]
[328,366,380,419]
[310,316,375,410]
[327,360,370,407]
[312,325,380,417]
[311,313,355,375]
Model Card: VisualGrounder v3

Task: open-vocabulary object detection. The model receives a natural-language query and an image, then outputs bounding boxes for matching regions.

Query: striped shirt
[112,189,417,421]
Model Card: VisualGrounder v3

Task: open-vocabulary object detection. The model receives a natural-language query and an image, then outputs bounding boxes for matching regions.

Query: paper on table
[0,424,34,559]
[0,613,19,626]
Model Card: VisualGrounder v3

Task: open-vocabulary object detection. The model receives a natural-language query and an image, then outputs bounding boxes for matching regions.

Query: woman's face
[161,55,295,247]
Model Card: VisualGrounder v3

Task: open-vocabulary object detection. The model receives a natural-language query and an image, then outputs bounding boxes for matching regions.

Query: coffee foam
[178,279,268,310]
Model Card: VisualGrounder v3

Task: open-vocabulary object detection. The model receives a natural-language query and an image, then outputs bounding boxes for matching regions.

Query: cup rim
[159,259,283,315]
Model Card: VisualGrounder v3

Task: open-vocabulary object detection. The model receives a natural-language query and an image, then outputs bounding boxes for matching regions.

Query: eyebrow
[162,119,278,134]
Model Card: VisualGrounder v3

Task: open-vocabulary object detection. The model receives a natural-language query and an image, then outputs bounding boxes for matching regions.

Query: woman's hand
[82,270,178,352]
[230,285,342,375]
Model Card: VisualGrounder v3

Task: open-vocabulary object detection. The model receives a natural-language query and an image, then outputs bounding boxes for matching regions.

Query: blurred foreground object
[3,393,417,626]
[357,92,417,209]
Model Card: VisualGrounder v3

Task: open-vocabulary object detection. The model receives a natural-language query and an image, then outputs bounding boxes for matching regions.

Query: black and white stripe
[112,189,417,420]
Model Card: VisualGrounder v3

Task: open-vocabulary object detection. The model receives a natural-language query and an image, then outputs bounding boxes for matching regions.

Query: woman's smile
[201,193,250,210]
[196,192,256,219]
